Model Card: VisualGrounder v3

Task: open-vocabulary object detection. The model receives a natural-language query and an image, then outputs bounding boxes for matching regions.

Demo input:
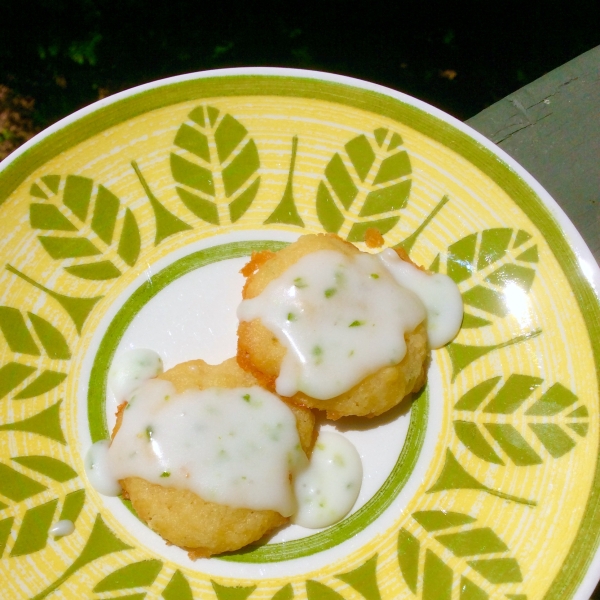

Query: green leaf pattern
[442,228,539,328]
[6,264,102,334]
[29,174,141,280]
[0,106,584,599]
[454,376,586,466]
[398,511,523,598]
[0,307,70,400]
[0,481,86,559]
[316,128,412,242]
[171,105,261,225]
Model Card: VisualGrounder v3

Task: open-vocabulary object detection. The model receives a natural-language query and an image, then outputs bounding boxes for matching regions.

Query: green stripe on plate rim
[2,72,597,593]
[87,240,429,563]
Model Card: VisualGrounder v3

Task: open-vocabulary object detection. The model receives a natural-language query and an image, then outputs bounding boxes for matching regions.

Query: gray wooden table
[467,45,600,599]
[466,45,600,266]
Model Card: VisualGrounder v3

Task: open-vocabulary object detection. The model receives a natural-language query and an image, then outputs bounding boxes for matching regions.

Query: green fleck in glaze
[294,277,308,288]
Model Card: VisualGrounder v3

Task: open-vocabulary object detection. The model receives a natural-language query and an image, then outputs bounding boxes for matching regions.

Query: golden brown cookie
[114,357,316,559]
[237,234,429,419]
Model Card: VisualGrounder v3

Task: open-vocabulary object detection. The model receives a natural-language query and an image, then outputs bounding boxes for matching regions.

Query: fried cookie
[237,234,429,419]
[114,357,316,559]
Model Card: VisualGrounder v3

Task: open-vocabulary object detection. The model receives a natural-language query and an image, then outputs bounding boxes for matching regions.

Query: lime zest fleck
[145,426,153,441]
[349,320,364,327]
[370,273,379,279]
[287,312,296,322]
[242,393,251,402]
[293,277,308,288]
[324,287,337,298]
[160,471,170,478]
[312,346,323,364]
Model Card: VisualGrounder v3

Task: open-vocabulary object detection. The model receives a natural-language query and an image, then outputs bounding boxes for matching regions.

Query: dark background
[1,0,598,158]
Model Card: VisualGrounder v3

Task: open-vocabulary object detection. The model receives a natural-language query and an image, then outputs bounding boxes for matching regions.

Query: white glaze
[108,348,164,401]
[237,250,426,399]
[50,520,75,537]
[106,380,307,516]
[377,249,463,348]
[293,431,362,528]
[85,440,122,496]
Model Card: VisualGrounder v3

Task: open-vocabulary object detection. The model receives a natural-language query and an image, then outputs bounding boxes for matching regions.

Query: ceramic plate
[0,68,599,600]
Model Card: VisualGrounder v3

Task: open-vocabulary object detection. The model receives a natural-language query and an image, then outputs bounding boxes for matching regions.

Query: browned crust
[240,249,276,279]
[112,402,127,439]
[122,476,287,560]
[394,245,426,271]
[364,227,385,248]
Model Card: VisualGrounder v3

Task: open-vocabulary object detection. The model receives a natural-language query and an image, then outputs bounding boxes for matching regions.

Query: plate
[0,67,599,600]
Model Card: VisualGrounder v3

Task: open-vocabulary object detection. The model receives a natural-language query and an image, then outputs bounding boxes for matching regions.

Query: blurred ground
[0,0,598,159]
[0,86,39,159]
